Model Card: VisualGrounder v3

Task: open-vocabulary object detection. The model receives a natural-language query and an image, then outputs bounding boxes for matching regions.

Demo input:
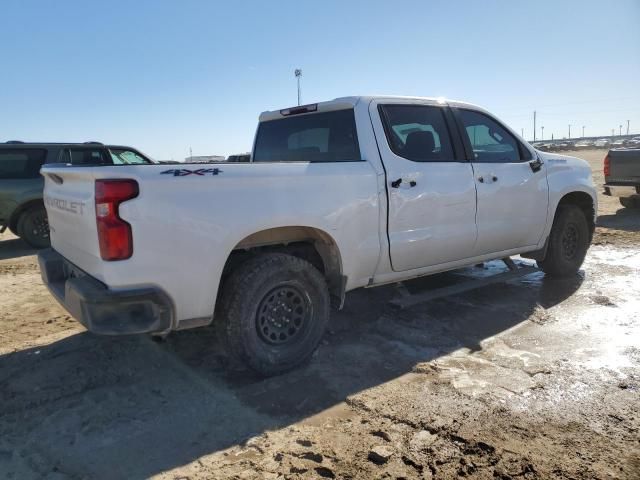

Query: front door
[370,100,478,272]
[454,108,549,256]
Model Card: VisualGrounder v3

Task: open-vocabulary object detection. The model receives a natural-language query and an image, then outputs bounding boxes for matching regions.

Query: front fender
[539,153,597,243]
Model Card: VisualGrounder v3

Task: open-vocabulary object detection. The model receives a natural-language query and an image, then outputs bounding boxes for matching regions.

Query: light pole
[541,126,544,140]
[627,120,630,136]
[568,124,571,139]
[619,125,623,136]
[294,69,302,106]
[582,126,585,138]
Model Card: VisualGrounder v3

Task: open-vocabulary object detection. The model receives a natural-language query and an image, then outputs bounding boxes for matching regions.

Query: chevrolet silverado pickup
[603,148,640,208]
[39,96,597,374]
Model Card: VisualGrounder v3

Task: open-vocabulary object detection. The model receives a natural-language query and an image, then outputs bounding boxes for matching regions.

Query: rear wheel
[16,205,50,249]
[537,205,590,277]
[620,197,640,209]
[219,253,330,376]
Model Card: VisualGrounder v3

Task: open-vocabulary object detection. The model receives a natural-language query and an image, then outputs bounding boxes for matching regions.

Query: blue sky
[1,0,639,159]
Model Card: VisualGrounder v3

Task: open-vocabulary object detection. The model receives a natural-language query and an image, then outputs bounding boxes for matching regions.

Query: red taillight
[603,154,610,177]
[95,179,139,261]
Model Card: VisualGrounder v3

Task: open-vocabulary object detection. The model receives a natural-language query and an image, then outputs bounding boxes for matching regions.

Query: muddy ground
[0,149,638,479]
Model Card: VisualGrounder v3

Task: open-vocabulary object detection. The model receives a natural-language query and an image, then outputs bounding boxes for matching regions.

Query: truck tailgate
[607,149,640,184]
[41,166,104,279]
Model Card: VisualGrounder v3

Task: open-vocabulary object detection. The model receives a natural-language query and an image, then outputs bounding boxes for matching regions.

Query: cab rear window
[0,149,47,179]
[253,109,361,162]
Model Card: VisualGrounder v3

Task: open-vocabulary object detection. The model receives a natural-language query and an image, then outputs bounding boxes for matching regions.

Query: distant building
[185,155,225,163]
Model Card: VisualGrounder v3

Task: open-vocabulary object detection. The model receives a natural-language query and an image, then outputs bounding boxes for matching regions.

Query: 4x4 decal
[161,168,223,177]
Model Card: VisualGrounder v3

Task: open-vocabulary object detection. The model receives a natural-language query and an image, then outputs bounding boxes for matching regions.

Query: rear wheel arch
[220,226,345,308]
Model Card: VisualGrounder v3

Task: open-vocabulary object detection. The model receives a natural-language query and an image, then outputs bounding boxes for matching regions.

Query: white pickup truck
[39,96,597,374]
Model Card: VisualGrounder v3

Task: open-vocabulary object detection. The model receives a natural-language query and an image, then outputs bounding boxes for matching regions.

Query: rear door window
[253,109,361,162]
[378,105,455,162]
[67,148,111,165]
[0,149,47,179]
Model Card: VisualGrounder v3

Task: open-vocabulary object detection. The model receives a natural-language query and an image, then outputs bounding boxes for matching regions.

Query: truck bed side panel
[42,162,381,323]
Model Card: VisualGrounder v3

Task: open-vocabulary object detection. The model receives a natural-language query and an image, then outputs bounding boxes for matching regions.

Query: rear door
[370,100,477,271]
[453,108,549,256]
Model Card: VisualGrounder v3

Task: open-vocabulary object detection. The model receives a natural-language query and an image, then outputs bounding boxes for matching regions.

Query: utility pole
[619,125,623,136]
[627,120,630,135]
[568,124,571,139]
[541,126,544,140]
[294,69,302,106]
[533,111,536,142]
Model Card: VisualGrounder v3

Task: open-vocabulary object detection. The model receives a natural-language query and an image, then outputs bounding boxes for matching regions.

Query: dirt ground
[0,149,638,479]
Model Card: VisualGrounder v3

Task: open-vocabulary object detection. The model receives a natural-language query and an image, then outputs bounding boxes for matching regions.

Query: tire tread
[219,253,329,375]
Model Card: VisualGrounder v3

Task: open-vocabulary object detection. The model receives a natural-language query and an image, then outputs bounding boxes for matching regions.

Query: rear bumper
[603,184,640,198]
[38,248,173,335]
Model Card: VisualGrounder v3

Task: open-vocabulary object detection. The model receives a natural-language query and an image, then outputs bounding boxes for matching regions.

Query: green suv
[0,141,153,248]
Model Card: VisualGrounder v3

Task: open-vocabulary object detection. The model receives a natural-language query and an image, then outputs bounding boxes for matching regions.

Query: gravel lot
[0,149,638,479]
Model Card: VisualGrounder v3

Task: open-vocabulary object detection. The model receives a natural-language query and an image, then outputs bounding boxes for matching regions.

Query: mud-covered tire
[537,205,590,277]
[16,205,50,249]
[219,253,330,376]
[619,197,640,209]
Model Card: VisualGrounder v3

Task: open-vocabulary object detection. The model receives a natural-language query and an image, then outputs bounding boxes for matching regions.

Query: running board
[389,258,540,310]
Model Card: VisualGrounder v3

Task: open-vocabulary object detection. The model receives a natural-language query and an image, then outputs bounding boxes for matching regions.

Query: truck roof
[259,95,483,122]
[1,141,134,149]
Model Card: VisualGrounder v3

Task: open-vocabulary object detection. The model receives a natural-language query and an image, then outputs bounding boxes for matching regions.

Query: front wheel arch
[537,204,590,277]
[554,191,596,241]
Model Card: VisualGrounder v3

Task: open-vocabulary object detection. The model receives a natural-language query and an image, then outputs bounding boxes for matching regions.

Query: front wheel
[16,205,50,249]
[219,253,330,376]
[537,205,590,277]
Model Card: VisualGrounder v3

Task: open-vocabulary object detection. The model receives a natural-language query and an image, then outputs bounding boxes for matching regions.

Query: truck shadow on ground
[598,208,640,232]
[0,237,37,261]
[0,267,582,478]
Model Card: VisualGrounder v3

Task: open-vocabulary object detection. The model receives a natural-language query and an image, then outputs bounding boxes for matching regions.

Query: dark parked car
[603,148,640,209]
[227,153,251,162]
[0,141,153,248]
